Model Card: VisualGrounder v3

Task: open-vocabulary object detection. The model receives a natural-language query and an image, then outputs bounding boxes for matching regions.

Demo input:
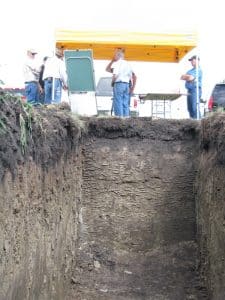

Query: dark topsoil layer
[1,91,225,181]
[0,91,207,182]
[0,92,82,181]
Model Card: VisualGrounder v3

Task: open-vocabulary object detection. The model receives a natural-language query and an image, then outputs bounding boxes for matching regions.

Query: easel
[64,50,97,116]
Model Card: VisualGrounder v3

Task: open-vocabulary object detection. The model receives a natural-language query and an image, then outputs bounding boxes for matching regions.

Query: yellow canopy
[55,29,197,63]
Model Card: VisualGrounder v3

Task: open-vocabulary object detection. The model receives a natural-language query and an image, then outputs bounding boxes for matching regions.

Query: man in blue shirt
[181,55,202,119]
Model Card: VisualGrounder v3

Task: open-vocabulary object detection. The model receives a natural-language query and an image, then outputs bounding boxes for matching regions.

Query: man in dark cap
[180,55,202,119]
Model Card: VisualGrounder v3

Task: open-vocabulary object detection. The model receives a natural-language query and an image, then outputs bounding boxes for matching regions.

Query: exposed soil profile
[0,94,224,300]
[0,93,82,180]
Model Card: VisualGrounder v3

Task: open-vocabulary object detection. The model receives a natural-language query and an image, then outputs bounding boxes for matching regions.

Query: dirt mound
[85,116,199,140]
[0,92,200,182]
[201,113,225,164]
[0,92,83,181]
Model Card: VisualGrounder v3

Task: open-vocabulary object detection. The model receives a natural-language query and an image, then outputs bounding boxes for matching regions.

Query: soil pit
[0,94,224,300]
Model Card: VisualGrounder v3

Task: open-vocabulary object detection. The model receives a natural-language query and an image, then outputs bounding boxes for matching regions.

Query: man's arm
[106,54,117,73]
[106,59,115,73]
[26,62,40,78]
[180,74,195,81]
[111,74,117,86]
[59,60,68,89]
[130,72,137,95]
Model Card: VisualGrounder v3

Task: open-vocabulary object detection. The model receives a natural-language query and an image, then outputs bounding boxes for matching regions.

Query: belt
[114,81,129,84]
[44,77,53,81]
[25,81,38,84]
[44,77,60,82]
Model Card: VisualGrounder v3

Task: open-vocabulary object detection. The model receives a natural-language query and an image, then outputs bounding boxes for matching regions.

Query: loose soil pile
[0,92,83,180]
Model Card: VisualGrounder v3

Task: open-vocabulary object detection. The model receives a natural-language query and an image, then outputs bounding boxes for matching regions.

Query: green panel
[64,50,96,92]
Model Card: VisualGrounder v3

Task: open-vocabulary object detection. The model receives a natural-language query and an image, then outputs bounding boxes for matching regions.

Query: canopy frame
[55,29,197,63]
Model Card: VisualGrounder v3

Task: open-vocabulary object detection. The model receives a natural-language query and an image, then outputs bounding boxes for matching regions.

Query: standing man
[106,48,136,117]
[38,56,48,104]
[180,55,202,119]
[43,48,68,105]
[23,49,41,105]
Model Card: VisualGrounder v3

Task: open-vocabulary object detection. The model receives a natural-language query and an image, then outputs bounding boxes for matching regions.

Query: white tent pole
[52,29,56,104]
[51,49,55,103]
[196,54,200,119]
[196,33,200,120]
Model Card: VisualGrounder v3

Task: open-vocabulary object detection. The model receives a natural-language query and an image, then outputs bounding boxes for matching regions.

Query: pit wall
[72,119,201,299]
[0,115,224,299]
[0,154,82,300]
[0,117,202,300]
[196,115,225,300]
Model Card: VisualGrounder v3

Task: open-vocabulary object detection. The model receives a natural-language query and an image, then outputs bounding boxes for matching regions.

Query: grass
[71,112,87,134]
[21,102,33,134]
[0,118,6,134]
[1,92,85,154]
[16,99,34,155]
[19,113,27,154]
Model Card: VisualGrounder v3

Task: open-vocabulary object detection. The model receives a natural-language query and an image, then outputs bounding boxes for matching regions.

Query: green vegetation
[18,101,34,154]
[19,113,27,154]
[0,93,35,155]
[21,102,33,133]
[0,118,6,133]
[71,112,87,136]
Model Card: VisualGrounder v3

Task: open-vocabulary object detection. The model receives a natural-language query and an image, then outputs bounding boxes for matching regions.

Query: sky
[0,0,225,100]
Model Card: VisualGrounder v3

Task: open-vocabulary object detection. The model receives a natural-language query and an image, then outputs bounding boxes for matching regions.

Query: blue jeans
[44,78,62,104]
[113,82,130,117]
[25,82,40,105]
[187,87,202,119]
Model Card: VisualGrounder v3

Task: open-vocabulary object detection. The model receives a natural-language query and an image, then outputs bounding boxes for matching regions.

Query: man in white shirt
[43,48,68,104]
[106,48,136,117]
[23,49,41,105]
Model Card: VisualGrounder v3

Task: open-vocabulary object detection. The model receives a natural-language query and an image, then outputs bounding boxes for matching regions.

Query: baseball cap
[188,55,199,61]
[55,48,63,57]
[27,48,38,54]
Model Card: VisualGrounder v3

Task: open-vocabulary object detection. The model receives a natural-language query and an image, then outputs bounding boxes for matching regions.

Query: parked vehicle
[96,76,139,116]
[208,83,225,112]
[95,77,113,115]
